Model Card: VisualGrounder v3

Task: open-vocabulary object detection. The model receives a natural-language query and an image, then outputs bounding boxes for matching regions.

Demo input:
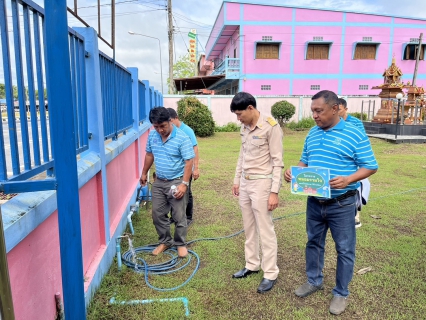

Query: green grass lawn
[87,130,426,319]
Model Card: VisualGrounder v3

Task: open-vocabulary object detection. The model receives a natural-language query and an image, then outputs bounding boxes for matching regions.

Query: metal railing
[99,52,133,139]
[138,81,147,122]
[69,30,89,154]
[211,58,240,79]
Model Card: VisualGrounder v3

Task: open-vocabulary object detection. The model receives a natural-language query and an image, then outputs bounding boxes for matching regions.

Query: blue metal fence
[99,51,133,140]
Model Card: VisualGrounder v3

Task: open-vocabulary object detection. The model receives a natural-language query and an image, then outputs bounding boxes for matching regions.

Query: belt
[243,174,273,180]
[155,176,183,182]
[314,189,357,205]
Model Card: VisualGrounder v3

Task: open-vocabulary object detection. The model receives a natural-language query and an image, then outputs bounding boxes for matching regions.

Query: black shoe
[232,268,259,279]
[257,278,276,293]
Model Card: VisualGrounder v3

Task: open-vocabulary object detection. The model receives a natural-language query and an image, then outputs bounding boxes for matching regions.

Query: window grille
[359,85,369,90]
[313,36,323,41]
[362,37,373,42]
[262,36,273,41]
[261,85,271,91]
[310,85,320,91]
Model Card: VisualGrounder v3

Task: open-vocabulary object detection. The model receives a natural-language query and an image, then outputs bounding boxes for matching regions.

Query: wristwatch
[181,181,190,186]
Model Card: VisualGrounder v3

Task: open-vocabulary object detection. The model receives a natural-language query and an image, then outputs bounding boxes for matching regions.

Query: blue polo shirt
[146,125,195,180]
[345,114,366,133]
[179,122,197,147]
[300,118,378,198]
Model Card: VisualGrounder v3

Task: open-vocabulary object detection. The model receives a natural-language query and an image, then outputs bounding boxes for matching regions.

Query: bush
[215,122,240,132]
[287,117,316,131]
[271,100,296,126]
[349,112,368,121]
[177,97,215,137]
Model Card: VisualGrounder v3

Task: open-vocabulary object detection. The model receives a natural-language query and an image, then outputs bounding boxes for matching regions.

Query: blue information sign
[290,166,331,198]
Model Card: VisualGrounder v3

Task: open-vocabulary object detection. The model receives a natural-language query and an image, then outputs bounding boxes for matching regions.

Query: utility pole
[167,0,174,94]
[412,33,423,86]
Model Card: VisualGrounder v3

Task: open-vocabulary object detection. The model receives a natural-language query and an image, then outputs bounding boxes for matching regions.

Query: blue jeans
[305,194,357,297]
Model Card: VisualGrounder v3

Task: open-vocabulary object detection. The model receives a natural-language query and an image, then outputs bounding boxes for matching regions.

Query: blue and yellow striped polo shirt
[146,125,195,180]
[300,118,378,198]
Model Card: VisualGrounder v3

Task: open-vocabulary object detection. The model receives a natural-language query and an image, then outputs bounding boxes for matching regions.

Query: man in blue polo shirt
[167,108,199,226]
[140,107,195,258]
[284,90,378,315]
[338,97,368,228]
[338,98,366,133]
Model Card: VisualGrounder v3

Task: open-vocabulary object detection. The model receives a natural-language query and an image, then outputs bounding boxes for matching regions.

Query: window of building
[261,85,271,91]
[306,44,330,60]
[256,43,279,59]
[262,36,273,42]
[354,44,377,60]
[404,44,425,60]
[313,36,323,41]
[359,85,369,90]
[362,37,373,42]
[310,85,320,91]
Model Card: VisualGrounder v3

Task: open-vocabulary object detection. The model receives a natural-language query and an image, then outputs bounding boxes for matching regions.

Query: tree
[271,100,296,127]
[168,54,196,93]
[177,96,215,137]
[173,54,196,79]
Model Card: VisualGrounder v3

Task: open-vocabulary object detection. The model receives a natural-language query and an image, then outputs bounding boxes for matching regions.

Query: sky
[5,0,426,94]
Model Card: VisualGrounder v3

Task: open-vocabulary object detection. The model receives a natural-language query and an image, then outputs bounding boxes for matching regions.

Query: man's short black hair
[230,92,257,112]
[149,107,170,124]
[167,107,178,119]
[312,90,339,108]
[338,98,347,108]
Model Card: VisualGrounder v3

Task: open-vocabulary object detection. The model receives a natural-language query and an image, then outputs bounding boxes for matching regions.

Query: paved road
[1,118,51,178]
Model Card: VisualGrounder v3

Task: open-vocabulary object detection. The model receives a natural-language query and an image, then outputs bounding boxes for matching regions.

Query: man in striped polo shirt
[140,107,195,258]
[284,90,378,315]
[338,97,368,229]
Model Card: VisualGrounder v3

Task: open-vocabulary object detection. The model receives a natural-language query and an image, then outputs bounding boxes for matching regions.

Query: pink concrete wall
[293,26,342,74]
[341,79,381,96]
[292,79,339,96]
[243,4,292,21]
[243,25,292,75]
[296,8,342,22]
[79,174,105,273]
[206,4,224,55]
[346,13,391,23]
[244,79,290,96]
[394,17,426,25]
[8,212,62,320]
[226,2,240,21]
[106,141,139,235]
[139,131,149,174]
[164,96,381,126]
[343,27,391,74]
[221,29,240,59]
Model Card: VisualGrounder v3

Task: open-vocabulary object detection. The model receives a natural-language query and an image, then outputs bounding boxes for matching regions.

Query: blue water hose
[119,186,426,291]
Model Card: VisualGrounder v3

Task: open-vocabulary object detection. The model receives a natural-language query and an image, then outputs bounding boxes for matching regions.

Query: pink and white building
[201,1,426,96]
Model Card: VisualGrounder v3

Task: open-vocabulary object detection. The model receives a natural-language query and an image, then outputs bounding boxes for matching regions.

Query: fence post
[44,0,86,318]
[299,96,303,121]
[75,27,111,243]
[0,206,15,320]
[129,68,141,175]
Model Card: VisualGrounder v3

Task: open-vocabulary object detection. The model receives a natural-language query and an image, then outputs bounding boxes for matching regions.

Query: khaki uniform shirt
[234,113,284,193]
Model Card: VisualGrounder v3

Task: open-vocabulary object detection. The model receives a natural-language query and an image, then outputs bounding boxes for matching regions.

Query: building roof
[174,75,225,91]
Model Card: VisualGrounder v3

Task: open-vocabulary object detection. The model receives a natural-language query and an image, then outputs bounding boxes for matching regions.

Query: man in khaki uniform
[230,92,284,293]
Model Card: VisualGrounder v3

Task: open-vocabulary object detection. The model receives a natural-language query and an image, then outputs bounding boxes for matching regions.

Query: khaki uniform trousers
[239,177,279,280]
